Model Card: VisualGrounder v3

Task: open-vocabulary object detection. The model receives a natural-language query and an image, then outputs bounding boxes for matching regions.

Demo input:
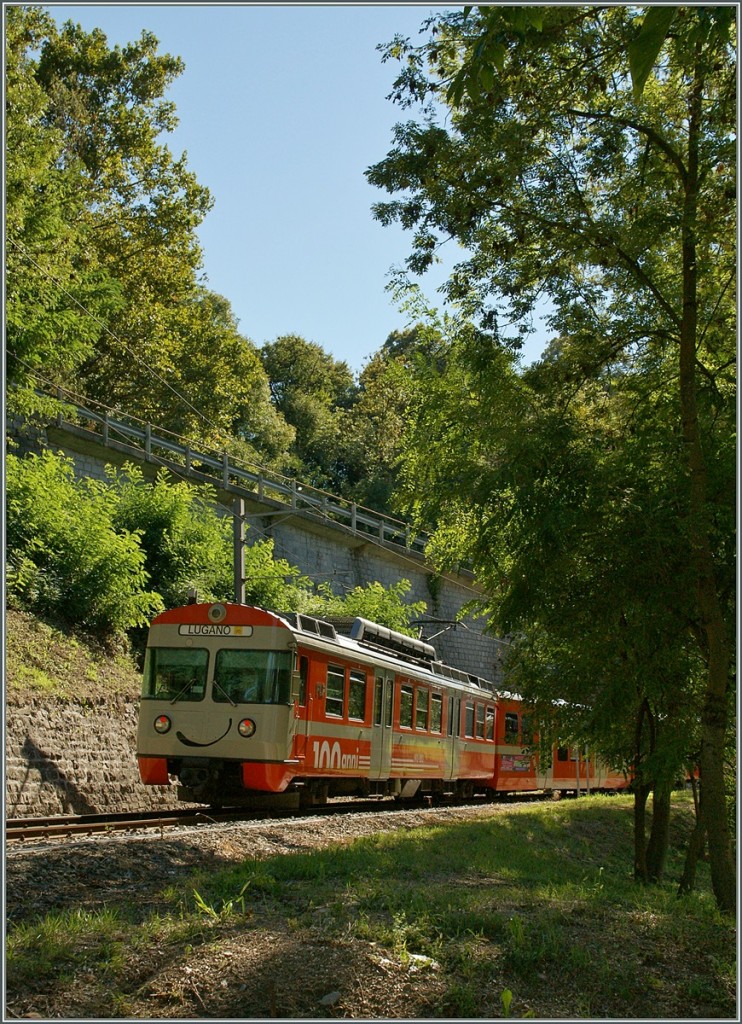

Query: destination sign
[177,624,254,637]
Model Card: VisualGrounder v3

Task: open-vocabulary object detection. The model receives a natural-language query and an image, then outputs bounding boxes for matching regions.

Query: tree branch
[563,107,688,184]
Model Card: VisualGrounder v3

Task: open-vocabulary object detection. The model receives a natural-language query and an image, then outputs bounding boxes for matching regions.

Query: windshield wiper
[169,679,198,705]
[212,678,237,707]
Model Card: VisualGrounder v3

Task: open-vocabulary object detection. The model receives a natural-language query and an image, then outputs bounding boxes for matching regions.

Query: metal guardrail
[42,386,428,556]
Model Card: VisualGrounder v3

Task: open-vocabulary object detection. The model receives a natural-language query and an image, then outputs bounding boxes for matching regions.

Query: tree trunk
[646,783,672,883]
[633,782,651,883]
[678,62,736,915]
[678,819,706,897]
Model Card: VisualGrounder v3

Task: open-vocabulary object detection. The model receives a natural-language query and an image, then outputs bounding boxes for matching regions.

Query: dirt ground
[6,804,506,1020]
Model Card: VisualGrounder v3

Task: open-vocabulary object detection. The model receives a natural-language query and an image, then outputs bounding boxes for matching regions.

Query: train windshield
[213,648,292,704]
[142,648,208,701]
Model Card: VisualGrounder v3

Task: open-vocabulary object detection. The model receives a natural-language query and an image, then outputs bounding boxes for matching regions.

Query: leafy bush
[6,452,160,633]
[6,453,428,643]
[304,579,427,635]
[107,464,234,609]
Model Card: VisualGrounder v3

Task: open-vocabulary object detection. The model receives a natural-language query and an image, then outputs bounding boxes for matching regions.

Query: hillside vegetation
[6,608,142,703]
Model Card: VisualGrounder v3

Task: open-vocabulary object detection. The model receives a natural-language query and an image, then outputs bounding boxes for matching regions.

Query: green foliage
[6,452,160,633]
[106,464,233,609]
[304,579,426,635]
[7,904,123,984]
[342,340,419,514]
[369,3,736,908]
[627,6,677,98]
[260,334,359,489]
[6,10,295,469]
[5,449,428,644]
[192,882,250,921]
[5,7,122,403]
[106,462,317,613]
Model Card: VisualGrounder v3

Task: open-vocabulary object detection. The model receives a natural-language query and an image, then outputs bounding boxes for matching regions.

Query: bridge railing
[41,384,428,555]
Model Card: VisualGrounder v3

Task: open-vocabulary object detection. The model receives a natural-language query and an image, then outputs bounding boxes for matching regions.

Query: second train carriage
[136,602,628,806]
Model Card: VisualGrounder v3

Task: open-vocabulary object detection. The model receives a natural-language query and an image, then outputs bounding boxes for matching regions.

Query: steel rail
[6,793,538,843]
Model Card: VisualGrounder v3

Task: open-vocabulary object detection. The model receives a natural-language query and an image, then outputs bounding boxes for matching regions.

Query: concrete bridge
[8,387,506,683]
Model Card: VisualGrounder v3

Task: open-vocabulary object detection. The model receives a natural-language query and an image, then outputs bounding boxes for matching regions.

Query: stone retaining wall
[5,695,182,817]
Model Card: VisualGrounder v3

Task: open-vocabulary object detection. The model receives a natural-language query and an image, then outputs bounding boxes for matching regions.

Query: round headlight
[154,714,171,734]
[208,603,227,623]
[238,718,256,738]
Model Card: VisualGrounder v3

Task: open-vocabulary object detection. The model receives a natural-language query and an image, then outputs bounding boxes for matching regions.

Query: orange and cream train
[136,602,629,807]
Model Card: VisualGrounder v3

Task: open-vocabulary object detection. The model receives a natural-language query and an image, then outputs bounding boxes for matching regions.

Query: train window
[400,685,413,729]
[373,678,383,726]
[415,688,429,731]
[557,746,569,762]
[298,656,308,706]
[521,715,533,746]
[326,664,345,717]
[385,682,393,728]
[431,694,443,733]
[504,712,520,743]
[476,703,485,739]
[447,696,454,736]
[348,670,367,720]
[142,647,208,701]
[485,706,495,741]
[213,649,293,704]
[465,702,475,738]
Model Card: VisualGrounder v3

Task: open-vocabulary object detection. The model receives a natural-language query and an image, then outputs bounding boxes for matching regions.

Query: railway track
[5,807,226,841]
[4,798,420,841]
[6,792,532,842]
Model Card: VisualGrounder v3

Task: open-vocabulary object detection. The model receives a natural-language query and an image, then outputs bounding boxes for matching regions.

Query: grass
[6,608,141,701]
[6,793,736,1019]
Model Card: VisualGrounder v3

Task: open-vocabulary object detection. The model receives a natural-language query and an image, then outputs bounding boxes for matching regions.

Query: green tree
[7,12,295,469]
[6,452,160,634]
[261,334,358,489]
[343,351,409,512]
[107,464,234,610]
[396,317,710,882]
[32,18,210,404]
[344,326,441,514]
[304,579,427,636]
[82,287,295,463]
[107,463,320,616]
[5,6,121,408]
[369,5,735,910]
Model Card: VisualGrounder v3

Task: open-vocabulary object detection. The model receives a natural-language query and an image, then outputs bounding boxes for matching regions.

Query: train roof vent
[350,617,437,664]
[321,616,356,637]
[431,662,494,690]
[297,614,337,641]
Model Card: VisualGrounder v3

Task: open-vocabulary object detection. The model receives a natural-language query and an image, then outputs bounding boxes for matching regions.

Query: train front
[136,602,299,805]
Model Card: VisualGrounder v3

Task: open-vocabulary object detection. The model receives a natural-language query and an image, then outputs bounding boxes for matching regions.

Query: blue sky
[46,3,547,374]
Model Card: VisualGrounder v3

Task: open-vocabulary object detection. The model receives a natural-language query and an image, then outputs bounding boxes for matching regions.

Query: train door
[369,670,394,780]
[551,743,592,793]
[446,694,458,779]
[293,654,311,760]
